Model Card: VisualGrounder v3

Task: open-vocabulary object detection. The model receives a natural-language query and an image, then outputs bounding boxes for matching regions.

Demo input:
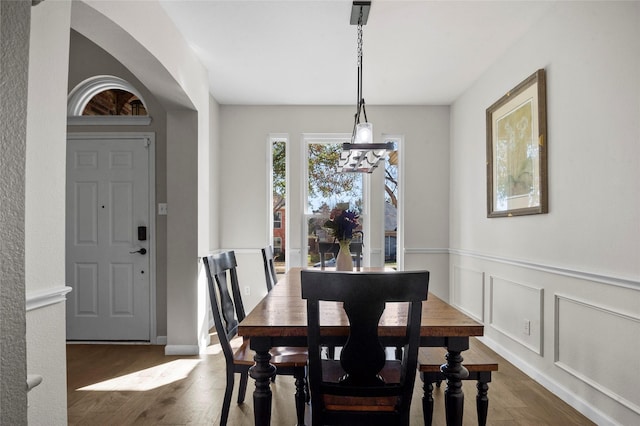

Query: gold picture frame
[486,69,548,217]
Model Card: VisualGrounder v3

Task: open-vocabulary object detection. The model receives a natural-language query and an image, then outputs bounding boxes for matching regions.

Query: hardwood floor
[67,337,594,425]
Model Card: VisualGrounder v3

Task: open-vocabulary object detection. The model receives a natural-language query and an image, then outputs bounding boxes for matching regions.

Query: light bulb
[355,122,373,144]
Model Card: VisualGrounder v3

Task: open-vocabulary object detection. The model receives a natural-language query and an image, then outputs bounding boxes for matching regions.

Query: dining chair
[318,241,363,271]
[203,251,308,426]
[261,245,278,292]
[301,269,430,426]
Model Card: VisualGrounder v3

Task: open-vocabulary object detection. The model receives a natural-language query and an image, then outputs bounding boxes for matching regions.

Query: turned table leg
[249,338,276,426]
[441,339,469,426]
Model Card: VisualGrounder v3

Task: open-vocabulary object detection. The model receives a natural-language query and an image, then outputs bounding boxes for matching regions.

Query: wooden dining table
[237,267,484,426]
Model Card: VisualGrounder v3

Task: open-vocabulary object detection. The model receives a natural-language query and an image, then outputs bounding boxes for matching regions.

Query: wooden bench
[418,339,499,426]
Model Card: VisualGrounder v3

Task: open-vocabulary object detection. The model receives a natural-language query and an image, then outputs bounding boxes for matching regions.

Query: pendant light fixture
[338,1,394,173]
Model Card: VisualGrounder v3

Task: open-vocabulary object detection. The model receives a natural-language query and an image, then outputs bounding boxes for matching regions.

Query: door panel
[66,136,150,341]
[75,263,98,315]
[75,181,98,244]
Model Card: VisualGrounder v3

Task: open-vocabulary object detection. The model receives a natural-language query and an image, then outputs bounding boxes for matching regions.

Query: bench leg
[395,345,403,360]
[324,346,335,359]
[476,380,489,426]
[421,373,435,426]
[294,369,306,426]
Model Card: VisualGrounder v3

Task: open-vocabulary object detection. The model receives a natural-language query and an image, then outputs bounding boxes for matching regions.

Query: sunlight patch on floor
[204,342,223,355]
[77,359,201,391]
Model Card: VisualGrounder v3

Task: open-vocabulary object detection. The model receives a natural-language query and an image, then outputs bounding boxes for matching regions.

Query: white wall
[209,95,221,249]
[449,2,640,425]
[0,1,30,423]
[219,105,451,307]
[25,1,72,424]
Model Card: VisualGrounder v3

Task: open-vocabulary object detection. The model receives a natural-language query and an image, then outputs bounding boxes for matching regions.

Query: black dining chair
[261,245,278,292]
[203,251,308,426]
[318,241,363,271]
[301,269,430,426]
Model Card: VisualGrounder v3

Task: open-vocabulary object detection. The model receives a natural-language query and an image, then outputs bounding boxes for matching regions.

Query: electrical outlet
[244,286,250,296]
[523,319,531,335]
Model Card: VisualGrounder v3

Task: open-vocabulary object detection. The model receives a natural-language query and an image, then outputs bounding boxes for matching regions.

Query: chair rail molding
[404,247,449,255]
[449,248,639,290]
[26,286,72,312]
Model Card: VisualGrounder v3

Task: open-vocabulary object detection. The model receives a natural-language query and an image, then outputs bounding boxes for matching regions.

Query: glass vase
[335,239,353,271]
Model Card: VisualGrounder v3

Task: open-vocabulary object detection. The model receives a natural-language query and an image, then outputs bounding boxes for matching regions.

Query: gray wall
[450,2,639,425]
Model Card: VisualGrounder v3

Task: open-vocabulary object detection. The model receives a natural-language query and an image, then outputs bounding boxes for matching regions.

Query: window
[270,136,287,269]
[304,135,364,267]
[67,75,151,125]
[83,90,146,116]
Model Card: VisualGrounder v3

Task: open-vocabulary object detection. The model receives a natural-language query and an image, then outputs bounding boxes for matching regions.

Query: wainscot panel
[450,250,640,425]
[555,294,640,415]
[451,265,484,322]
[489,276,543,355]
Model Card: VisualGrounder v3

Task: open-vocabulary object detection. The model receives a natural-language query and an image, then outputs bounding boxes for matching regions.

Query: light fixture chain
[357,23,363,68]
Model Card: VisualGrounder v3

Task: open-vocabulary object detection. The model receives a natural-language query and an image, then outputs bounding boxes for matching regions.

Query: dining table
[237,267,484,426]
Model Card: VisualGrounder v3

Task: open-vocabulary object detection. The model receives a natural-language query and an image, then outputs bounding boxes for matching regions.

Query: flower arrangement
[324,207,361,242]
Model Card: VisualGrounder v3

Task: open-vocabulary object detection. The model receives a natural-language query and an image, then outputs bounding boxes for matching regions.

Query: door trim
[67,132,157,343]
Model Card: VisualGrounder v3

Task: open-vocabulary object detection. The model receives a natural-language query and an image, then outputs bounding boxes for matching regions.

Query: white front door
[66,134,152,341]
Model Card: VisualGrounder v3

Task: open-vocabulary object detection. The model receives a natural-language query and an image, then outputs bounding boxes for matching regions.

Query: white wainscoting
[555,294,640,415]
[404,248,450,300]
[450,250,640,426]
[451,265,484,322]
[489,276,544,355]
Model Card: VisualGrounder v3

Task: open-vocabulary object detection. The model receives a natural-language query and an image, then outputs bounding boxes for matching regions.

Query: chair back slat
[301,270,429,424]
[203,251,245,362]
[261,245,278,292]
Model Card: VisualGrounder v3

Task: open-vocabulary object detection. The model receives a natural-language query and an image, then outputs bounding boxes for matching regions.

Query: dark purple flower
[324,209,361,241]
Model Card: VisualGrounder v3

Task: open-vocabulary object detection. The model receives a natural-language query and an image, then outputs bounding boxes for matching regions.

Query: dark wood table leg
[441,339,469,426]
[249,338,276,426]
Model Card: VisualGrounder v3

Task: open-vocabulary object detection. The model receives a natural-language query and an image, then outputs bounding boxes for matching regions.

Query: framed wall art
[486,69,548,217]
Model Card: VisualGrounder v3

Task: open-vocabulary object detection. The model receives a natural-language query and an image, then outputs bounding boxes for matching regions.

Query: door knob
[130,248,147,255]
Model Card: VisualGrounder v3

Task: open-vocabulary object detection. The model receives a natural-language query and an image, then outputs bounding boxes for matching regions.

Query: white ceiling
[159,0,555,106]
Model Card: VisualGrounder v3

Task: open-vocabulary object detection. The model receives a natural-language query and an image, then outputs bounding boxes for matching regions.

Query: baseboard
[155,335,167,345]
[477,336,620,426]
[164,344,200,356]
